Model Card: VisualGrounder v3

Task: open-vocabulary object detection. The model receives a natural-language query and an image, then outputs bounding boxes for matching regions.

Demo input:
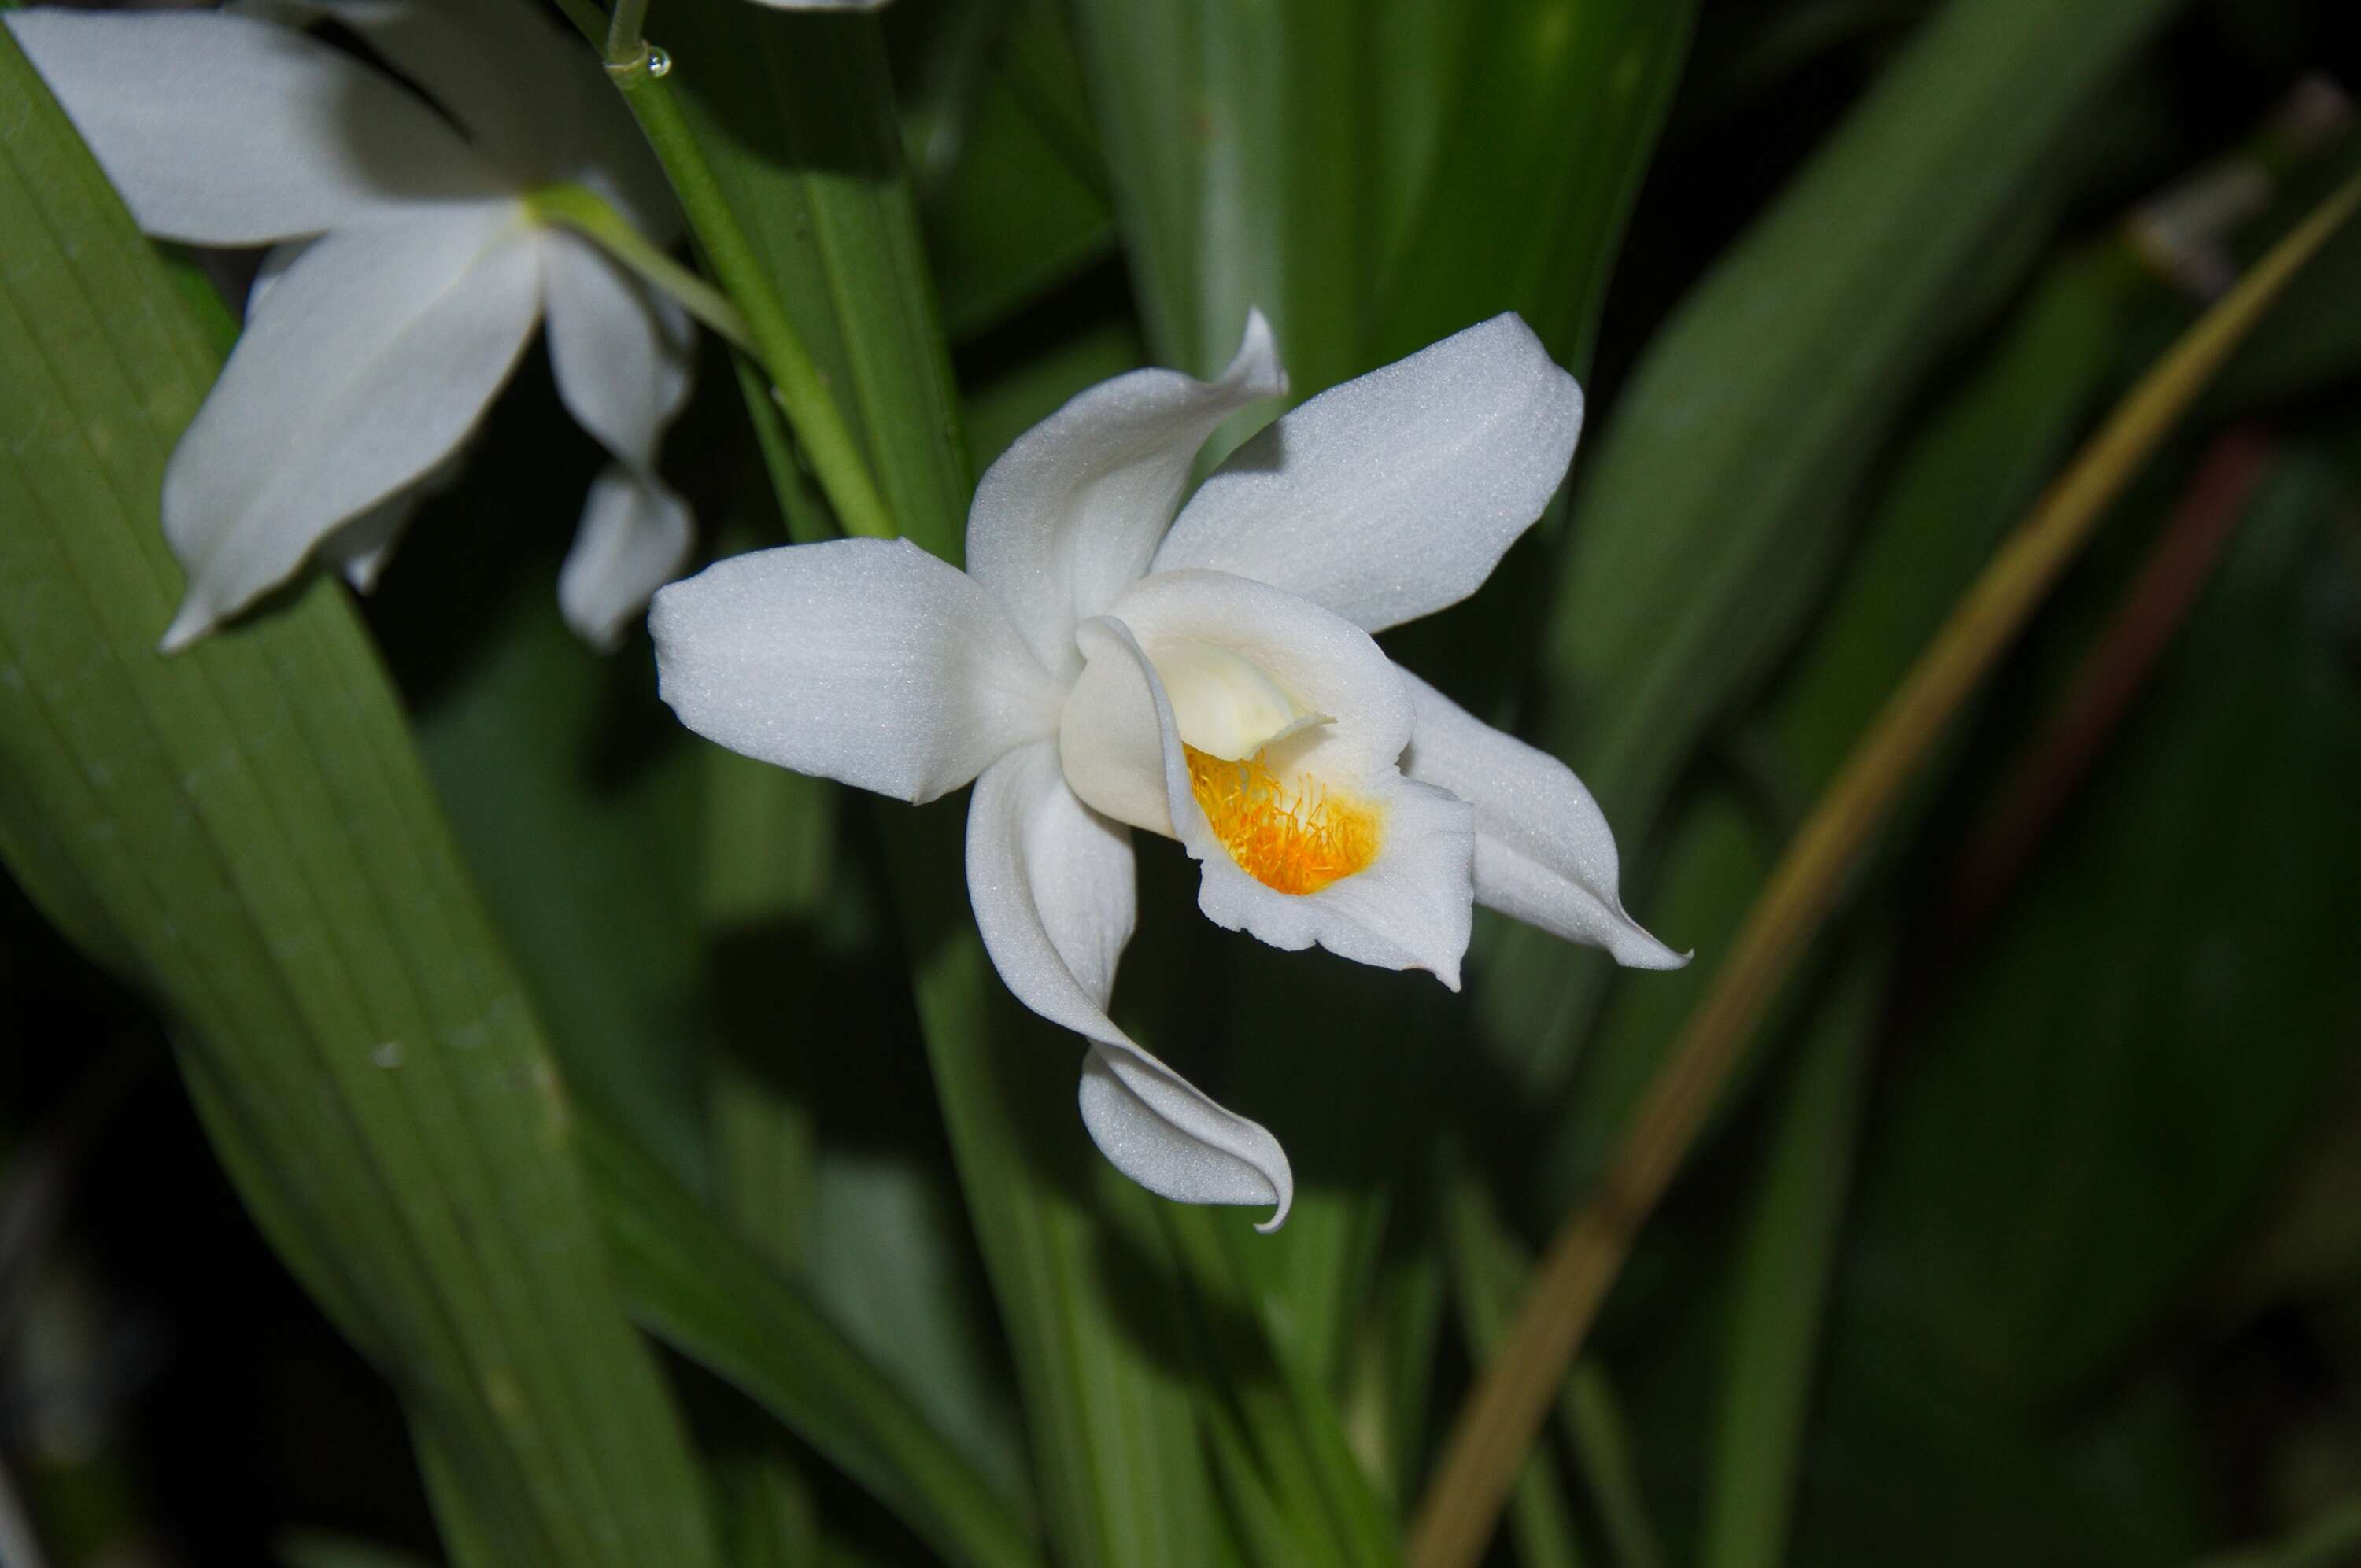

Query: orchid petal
[967,312,1284,681]
[321,495,415,592]
[1155,314,1583,633]
[249,0,675,235]
[542,231,695,471]
[649,538,1062,803]
[160,202,541,651]
[317,448,467,594]
[1399,670,1685,969]
[6,9,499,245]
[247,238,309,312]
[560,467,694,651]
[1067,571,1475,986]
[967,741,1291,1227]
[243,0,576,179]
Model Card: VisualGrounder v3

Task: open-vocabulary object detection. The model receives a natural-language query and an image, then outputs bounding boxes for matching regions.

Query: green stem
[527,183,755,355]
[605,0,649,65]
[606,60,900,543]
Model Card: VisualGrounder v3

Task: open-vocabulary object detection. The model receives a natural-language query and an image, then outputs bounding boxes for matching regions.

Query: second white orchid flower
[9,0,697,651]
[653,315,1682,1229]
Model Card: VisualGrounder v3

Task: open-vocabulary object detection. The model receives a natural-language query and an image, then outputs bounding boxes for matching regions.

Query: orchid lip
[1184,743,1384,896]
[1241,710,1335,753]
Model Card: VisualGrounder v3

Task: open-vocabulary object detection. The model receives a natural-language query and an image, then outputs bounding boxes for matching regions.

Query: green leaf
[1696,953,1882,1568]
[921,0,1118,341]
[1069,0,1693,389]
[1560,1362,1665,1568]
[0,31,717,1567]
[712,1451,822,1568]
[2205,143,2361,415]
[683,521,1031,1510]
[404,502,1033,1539]
[403,570,712,1186]
[1208,947,1451,1396]
[1062,0,1306,379]
[891,812,1240,1568]
[1750,246,2151,791]
[2214,1078,2361,1315]
[1162,1204,1402,1568]
[278,1534,438,1568]
[801,1131,1034,1503]
[1442,1174,1668,1568]
[1369,0,1697,372]
[1672,1,1916,130]
[1535,790,1775,1210]
[2195,1502,2361,1568]
[1442,1175,1588,1568]
[1335,1229,1448,1509]
[1480,0,2188,1083]
[1206,1402,1336,1568]
[1536,240,2150,1205]
[1852,455,2361,1412]
[580,1112,1045,1568]
[1783,1348,2209,1568]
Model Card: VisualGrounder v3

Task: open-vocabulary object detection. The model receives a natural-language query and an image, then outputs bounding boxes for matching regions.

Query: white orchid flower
[7,0,697,651]
[651,314,1684,1228]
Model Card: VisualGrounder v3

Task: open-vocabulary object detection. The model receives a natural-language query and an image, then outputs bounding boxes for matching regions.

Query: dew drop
[371,1039,405,1069]
[645,46,671,78]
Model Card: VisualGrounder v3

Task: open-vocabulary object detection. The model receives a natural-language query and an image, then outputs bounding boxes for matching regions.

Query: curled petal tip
[1234,308,1288,400]
[557,466,693,652]
[157,596,216,656]
[1610,918,1692,972]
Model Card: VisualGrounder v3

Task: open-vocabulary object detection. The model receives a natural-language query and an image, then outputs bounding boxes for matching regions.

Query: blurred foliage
[2,0,2360,1564]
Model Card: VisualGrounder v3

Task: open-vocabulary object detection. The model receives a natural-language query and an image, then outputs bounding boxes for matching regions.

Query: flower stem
[604,54,900,544]
[604,0,650,66]
[527,183,755,356]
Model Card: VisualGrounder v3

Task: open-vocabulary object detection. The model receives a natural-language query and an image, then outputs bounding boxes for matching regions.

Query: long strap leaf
[0,30,718,1568]
[580,1113,1044,1568]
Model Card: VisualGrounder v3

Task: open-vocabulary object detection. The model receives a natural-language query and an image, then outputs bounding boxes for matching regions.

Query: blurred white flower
[651,314,1684,1228]
[7,0,697,651]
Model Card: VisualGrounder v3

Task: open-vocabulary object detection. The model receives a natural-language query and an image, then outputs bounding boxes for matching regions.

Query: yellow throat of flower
[1184,746,1381,895]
